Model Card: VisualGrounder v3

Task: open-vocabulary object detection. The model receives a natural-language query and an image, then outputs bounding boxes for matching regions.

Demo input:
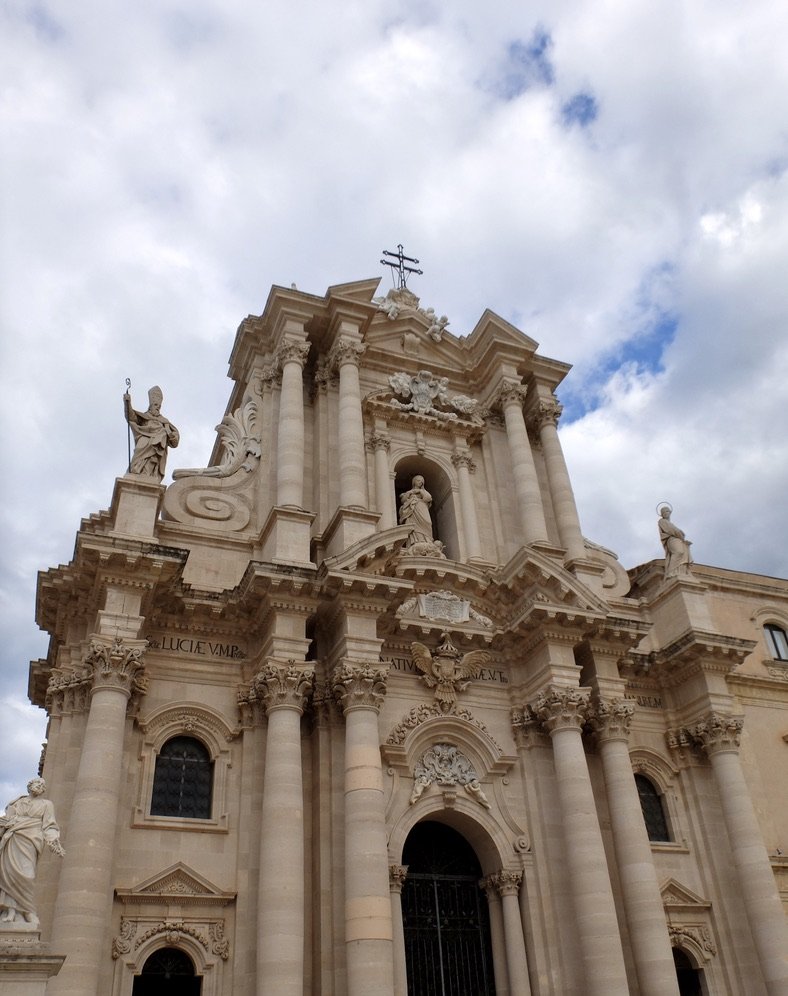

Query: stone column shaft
[389,865,408,996]
[255,663,313,996]
[691,715,788,995]
[333,663,394,996]
[490,872,532,996]
[333,338,368,508]
[49,640,144,996]
[592,701,679,996]
[276,340,309,507]
[535,688,629,995]
[499,383,548,545]
[480,881,510,996]
[453,452,482,559]
[372,434,394,529]
[533,400,585,561]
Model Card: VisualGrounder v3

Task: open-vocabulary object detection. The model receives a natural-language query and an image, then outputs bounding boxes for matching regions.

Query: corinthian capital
[329,336,366,370]
[532,686,590,734]
[389,865,408,893]
[588,697,635,743]
[451,451,476,473]
[252,661,314,714]
[276,338,310,370]
[332,661,389,714]
[494,378,528,410]
[368,431,391,452]
[528,397,563,432]
[485,870,523,898]
[85,638,147,696]
[687,712,743,756]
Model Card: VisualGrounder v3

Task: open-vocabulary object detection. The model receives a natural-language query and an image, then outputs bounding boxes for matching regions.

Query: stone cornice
[362,391,486,443]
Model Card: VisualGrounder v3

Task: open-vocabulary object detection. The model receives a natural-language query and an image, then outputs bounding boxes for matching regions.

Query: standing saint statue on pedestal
[0,778,64,927]
[124,385,180,480]
[399,475,434,545]
[658,505,693,579]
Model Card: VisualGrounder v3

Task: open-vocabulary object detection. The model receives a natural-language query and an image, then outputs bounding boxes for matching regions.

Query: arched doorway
[132,947,202,996]
[673,947,704,996]
[402,821,495,995]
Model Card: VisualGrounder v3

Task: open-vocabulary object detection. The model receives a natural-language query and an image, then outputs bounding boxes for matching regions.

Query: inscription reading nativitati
[386,657,508,684]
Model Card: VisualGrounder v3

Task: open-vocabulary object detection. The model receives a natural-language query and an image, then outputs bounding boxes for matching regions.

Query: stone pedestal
[322,507,381,559]
[257,505,315,568]
[0,928,64,996]
[110,474,164,540]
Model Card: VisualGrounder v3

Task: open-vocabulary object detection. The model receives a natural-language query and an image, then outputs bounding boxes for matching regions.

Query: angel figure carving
[411,632,491,713]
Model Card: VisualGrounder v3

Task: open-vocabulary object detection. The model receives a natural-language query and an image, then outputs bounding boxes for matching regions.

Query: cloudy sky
[2,0,787,803]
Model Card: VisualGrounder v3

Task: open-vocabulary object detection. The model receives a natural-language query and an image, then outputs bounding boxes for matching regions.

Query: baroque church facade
[13,277,788,994]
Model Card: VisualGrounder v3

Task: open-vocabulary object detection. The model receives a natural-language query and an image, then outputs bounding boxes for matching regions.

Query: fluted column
[688,713,788,995]
[389,865,408,996]
[534,687,629,995]
[330,336,368,508]
[254,662,314,996]
[333,662,395,996]
[371,432,394,529]
[496,380,548,545]
[529,398,585,561]
[452,450,482,560]
[590,699,679,996]
[49,639,146,996]
[480,877,510,995]
[276,338,310,507]
[489,871,531,995]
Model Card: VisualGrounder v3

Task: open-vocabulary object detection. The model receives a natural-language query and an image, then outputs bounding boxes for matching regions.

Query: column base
[256,505,316,567]
[0,927,65,996]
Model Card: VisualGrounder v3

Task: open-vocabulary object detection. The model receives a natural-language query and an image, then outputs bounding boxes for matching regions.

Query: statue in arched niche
[399,475,446,558]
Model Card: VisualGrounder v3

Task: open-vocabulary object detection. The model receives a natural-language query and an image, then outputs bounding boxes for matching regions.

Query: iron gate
[402,871,495,995]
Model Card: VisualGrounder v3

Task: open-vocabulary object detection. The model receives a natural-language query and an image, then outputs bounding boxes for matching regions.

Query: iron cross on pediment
[381,244,423,289]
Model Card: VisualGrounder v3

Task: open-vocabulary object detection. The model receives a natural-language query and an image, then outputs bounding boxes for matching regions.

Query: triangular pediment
[325,277,382,304]
[660,878,711,910]
[493,545,610,620]
[117,863,235,905]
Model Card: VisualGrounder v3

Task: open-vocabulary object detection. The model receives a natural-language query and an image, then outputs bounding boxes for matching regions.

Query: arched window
[673,947,704,996]
[151,736,213,819]
[635,773,671,842]
[765,624,788,661]
[132,947,201,995]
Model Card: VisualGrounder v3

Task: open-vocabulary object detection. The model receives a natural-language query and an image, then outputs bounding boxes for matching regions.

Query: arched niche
[394,455,460,560]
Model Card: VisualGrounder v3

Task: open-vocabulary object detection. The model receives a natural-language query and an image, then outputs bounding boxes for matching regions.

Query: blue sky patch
[25,3,65,42]
[493,29,555,100]
[561,92,598,127]
[560,311,678,424]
